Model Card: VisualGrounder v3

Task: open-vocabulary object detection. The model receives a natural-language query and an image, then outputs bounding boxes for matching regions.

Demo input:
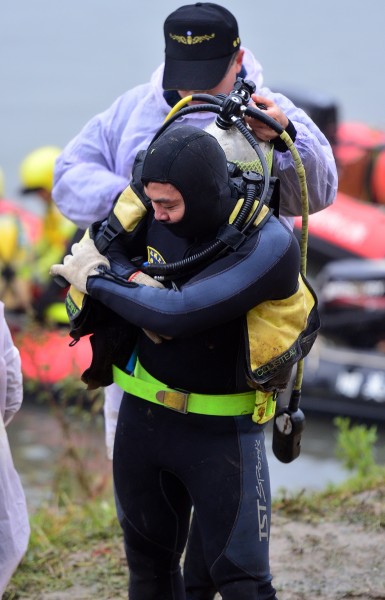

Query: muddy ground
[270,510,385,599]
[31,486,385,600]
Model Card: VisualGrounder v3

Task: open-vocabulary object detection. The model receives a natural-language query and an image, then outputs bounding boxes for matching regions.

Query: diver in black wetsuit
[50,124,318,600]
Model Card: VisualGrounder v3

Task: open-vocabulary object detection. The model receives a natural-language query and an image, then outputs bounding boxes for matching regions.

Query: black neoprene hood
[141,125,234,238]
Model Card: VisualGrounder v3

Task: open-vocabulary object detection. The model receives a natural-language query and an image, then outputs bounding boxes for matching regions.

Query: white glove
[49,238,110,294]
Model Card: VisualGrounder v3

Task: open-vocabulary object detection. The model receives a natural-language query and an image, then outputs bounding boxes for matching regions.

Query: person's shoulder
[111,80,154,107]
[97,81,156,129]
[102,62,166,119]
[242,47,263,89]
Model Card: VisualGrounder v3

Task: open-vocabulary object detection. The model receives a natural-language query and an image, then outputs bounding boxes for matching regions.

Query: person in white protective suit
[0,300,30,596]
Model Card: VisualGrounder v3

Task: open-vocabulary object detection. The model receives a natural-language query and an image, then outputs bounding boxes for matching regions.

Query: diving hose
[146,101,264,275]
[143,100,272,279]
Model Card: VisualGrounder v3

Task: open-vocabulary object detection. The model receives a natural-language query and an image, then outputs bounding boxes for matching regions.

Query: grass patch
[4,497,127,599]
[274,416,385,528]
[274,471,385,527]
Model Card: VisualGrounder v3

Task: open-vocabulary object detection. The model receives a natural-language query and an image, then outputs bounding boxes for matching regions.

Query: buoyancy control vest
[64,154,319,397]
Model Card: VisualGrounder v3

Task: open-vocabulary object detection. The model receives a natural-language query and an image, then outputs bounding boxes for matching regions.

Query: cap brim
[163,55,232,91]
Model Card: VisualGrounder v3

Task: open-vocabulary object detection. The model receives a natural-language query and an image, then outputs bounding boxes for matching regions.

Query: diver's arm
[87,219,300,338]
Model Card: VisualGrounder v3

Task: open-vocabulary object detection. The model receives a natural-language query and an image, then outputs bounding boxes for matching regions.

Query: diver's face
[145,182,185,223]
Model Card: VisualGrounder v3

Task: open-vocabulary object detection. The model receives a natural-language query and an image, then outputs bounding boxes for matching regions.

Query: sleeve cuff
[273,120,297,153]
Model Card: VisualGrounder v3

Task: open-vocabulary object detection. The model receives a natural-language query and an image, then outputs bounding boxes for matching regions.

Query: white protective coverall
[52,48,338,460]
[0,302,30,595]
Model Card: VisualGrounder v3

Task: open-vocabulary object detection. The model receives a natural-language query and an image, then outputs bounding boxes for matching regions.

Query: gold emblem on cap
[170,32,215,45]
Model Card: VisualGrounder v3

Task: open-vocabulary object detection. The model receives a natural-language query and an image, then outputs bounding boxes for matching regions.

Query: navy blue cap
[163,3,240,90]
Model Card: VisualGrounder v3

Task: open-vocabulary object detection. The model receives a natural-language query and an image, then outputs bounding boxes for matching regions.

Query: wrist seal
[273,120,297,153]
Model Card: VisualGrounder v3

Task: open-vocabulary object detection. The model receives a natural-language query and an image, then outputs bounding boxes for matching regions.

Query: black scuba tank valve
[215,78,257,130]
[272,389,305,463]
[216,94,243,130]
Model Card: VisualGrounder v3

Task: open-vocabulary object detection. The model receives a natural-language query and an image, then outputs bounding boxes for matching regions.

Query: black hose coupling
[242,170,263,198]
[216,77,257,130]
[216,94,243,130]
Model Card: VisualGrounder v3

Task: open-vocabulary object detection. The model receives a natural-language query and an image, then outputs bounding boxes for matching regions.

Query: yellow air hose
[164,96,193,121]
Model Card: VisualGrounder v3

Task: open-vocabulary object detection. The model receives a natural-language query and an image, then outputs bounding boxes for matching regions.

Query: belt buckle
[156,390,189,413]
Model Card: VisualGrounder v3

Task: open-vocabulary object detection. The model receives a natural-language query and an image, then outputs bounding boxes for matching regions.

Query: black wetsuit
[85,126,300,599]
[87,210,298,600]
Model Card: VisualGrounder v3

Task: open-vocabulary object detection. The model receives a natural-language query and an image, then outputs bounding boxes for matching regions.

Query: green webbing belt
[112,362,269,417]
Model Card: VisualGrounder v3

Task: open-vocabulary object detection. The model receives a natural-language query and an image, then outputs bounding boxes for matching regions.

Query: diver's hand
[49,238,110,294]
